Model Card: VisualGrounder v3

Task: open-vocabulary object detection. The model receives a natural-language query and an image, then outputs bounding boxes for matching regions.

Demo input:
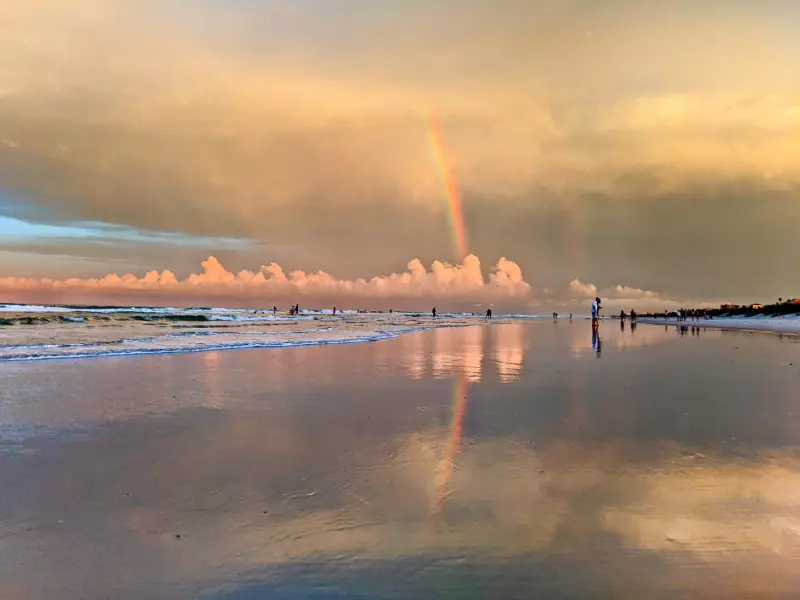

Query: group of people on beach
[590,298,641,326]
[431,308,493,319]
[651,308,710,321]
[253,302,647,324]
[672,308,708,321]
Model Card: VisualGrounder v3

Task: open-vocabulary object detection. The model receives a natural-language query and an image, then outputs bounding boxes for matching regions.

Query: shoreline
[0,306,557,363]
[0,317,497,363]
[637,316,800,336]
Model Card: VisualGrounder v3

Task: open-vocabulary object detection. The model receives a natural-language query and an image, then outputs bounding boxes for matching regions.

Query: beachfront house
[788,298,800,305]
[750,304,764,309]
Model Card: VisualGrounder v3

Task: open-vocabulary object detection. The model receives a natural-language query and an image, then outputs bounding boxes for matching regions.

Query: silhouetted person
[569,314,573,322]
[272,306,277,315]
[332,306,337,315]
[432,307,437,318]
[591,297,601,328]
[486,309,492,319]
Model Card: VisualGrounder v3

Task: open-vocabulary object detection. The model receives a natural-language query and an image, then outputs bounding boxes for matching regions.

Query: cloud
[1,0,800,241]
[612,284,662,300]
[568,279,597,298]
[581,283,725,312]
[569,280,661,303]
[0,254,531,307]
[2,1,800,302]
[561,279,719,312]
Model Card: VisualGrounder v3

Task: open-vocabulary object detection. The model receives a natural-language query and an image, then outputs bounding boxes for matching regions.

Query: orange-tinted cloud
[0,254,531,307]
[568,279,597,299]
[563,280,724,312]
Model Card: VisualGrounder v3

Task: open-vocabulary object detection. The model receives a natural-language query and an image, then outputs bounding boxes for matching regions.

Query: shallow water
[1,321,799,599]
[0,308,517,361]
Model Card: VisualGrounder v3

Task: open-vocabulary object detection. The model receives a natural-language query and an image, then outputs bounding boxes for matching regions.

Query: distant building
[720,304,740,310]
[788,298,800,305]
[750,304,764,309]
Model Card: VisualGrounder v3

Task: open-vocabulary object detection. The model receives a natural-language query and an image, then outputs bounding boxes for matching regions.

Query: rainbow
[434,373,469,510]
[427,116,468,260]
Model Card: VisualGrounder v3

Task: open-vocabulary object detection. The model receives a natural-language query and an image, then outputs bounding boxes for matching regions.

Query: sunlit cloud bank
[564,278,721,312]
[568,279,598,299]
[0,254,531,307]
[0,253,716,312]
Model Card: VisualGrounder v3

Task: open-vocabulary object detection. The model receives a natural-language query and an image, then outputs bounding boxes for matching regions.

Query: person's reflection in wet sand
[620,319,625,332]
[630,320,637,333]
[592,327,602,358]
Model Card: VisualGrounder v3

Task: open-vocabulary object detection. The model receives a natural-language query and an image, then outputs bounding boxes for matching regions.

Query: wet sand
[639,316,800,336]
[1,322,800,598]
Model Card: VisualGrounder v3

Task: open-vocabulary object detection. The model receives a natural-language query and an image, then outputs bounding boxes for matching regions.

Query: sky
[0,0,798,311]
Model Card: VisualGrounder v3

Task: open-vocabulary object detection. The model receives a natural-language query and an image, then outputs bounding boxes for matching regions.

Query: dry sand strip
[638,317,800,335]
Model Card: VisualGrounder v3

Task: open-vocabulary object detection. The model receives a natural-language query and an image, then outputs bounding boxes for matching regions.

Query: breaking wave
[0,304,518,362]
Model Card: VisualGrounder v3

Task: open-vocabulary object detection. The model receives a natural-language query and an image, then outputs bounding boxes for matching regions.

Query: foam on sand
[0,305,523,362]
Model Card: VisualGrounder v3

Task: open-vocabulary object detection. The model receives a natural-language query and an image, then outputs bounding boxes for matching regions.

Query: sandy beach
[1,322,799,598]
[638,316,800,336]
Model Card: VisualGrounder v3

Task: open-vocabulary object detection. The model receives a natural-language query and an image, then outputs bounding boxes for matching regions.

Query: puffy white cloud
[0,254,531,306]
[612,284,662,300]
[568,279,597,298]
[560,279,717,312]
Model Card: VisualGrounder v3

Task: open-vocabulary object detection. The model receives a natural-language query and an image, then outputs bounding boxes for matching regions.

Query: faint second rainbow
[427,116,468,260]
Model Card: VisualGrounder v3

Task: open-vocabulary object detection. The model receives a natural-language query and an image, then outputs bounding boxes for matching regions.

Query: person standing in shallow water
[432,307,437,318]
[591,297,601,328]
[486,309,492,319]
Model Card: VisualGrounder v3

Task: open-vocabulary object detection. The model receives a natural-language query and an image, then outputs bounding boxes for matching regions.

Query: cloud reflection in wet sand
[492,322,526,383]
[0,322,799,598]
[169,438,800,599]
